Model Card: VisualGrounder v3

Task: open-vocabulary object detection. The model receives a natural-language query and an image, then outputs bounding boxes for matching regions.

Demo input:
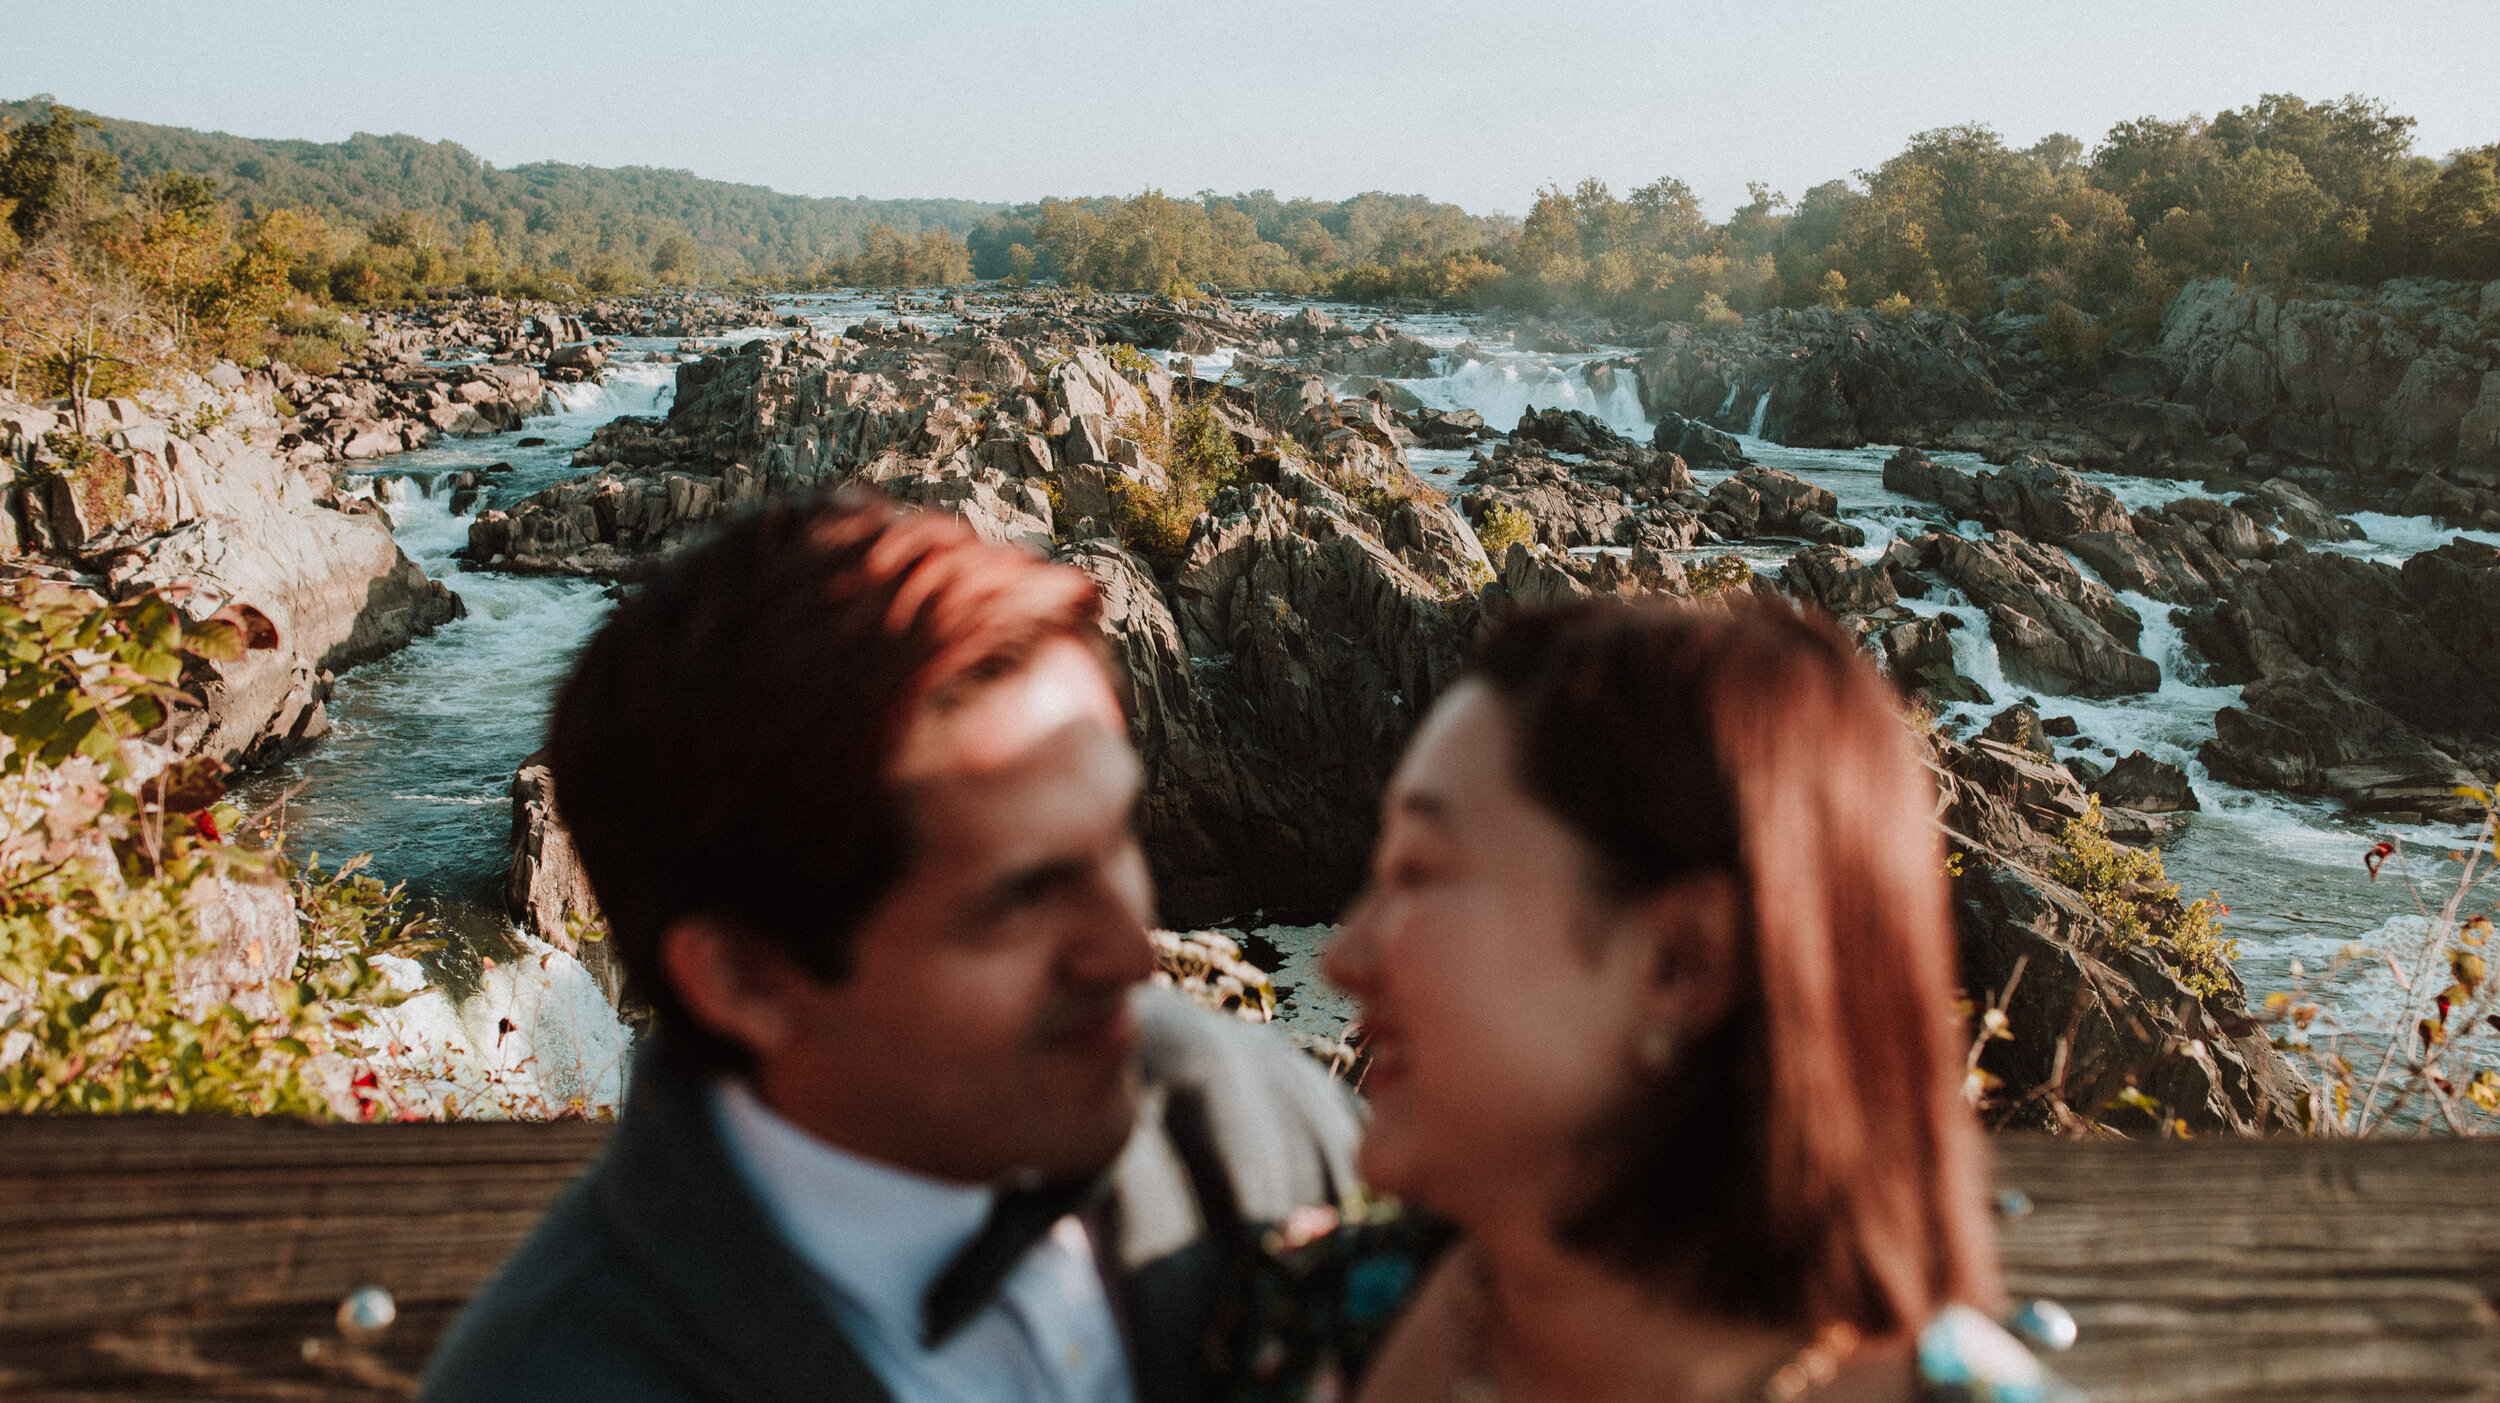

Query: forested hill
[0,95,1001,281]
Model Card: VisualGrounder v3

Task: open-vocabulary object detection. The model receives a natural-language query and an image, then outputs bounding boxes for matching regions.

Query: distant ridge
[0,95,1002,279]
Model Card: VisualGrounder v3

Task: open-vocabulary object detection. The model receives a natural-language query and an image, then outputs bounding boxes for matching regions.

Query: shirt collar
[710,1077,1000,1342]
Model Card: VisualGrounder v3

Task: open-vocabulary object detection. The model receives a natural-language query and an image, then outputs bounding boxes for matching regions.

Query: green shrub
[0,581,425,1116]
[2038,301,2111,374]
[1475,502,1534,560]
[1108,400,1247,566]
[1686,554,1753,597]
[1874,292,1915,322]
[1106,341,1155,379]
[2052,797,2237,999]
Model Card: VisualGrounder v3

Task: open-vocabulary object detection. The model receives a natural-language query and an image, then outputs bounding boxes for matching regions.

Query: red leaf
[2365,841,2396,881]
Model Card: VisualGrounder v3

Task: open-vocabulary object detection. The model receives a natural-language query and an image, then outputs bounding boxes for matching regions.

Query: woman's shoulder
[1914,1304,2083,1403]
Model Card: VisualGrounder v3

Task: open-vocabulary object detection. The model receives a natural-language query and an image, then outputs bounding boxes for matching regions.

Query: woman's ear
[660,918,814,1057]
[1632,873,1743,1034]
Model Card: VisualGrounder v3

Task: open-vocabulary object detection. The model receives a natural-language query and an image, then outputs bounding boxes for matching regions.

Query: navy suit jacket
[420,990,1364,1403]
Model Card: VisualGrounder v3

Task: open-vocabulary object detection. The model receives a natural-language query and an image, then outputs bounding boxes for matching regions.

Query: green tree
[0,102,119,240]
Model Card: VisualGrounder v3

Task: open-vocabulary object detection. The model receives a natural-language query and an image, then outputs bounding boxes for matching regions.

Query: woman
[1315,597,2062,1403]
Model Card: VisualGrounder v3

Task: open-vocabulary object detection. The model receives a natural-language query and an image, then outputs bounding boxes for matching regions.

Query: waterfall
[1748,392,1771,439]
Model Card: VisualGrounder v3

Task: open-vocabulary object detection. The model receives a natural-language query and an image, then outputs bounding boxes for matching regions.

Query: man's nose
[1066,854,1156,986]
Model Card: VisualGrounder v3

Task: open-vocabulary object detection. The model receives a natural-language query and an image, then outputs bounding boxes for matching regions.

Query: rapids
[257,292,2484,1108]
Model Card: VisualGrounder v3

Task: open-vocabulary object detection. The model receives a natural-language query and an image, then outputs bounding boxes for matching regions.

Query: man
[422,493,1361,1403]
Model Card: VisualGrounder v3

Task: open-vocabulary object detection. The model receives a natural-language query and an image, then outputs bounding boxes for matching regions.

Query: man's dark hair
[547,491,1104,1071]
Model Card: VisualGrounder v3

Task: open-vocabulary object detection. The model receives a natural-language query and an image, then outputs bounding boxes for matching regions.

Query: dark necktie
[920,1172,1107,1348]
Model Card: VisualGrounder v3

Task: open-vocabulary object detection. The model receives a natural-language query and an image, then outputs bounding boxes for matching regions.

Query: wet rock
[1878,615,1988,706]
[1979,702,2055,759]
[1511,406,1634,456]
[507,750,623,1006]
[1652,412,1750,473]
[1706,465,1864,546]
[1882,446,1983,520]
[2199,675,2485,824]
[1784,543,1897,617]
[2237,478,2361,542]
[1414,407,1486,448]
[1910,531,2159,697]
[545,341,608,380]
[2091,751,2199,813]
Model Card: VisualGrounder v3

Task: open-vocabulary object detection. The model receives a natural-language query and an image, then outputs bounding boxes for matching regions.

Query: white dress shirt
[711,1079,1138,1403]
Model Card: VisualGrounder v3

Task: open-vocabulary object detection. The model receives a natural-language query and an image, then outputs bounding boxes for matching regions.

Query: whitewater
[253,291,2486,1111]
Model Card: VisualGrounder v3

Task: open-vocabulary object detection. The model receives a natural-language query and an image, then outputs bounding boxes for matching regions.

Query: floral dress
[1210,1206,2080,1403]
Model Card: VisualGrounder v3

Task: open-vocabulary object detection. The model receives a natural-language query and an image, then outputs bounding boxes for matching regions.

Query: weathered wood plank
[1992,1138,2500,1402]
[4,1121,2497,1400]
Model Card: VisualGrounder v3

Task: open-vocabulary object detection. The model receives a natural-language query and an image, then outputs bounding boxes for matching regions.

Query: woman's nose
[1321,888,1381,1000]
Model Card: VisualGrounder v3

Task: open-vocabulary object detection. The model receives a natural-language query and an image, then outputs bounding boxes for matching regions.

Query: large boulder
[1652,412,1750,472]
[1930,730,2306,1135]
[9,383,465,769]
[2091,752,2200,813]
[507,750,623,1005]
[1071,484,1473,924]
[1911,531,2160,697]
[1705,465,1863,546]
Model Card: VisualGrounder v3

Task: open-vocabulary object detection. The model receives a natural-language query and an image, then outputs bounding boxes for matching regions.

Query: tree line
[0,95,997,295]
[1491,93,2497,347]
[6,89,2490,402]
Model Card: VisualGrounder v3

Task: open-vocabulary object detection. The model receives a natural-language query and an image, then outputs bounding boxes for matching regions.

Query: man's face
[739,637,1157,1183]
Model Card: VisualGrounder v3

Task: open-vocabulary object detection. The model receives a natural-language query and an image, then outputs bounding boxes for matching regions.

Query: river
[256,291,2491,1115]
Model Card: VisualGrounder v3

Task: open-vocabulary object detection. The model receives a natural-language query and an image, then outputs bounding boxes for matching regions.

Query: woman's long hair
[1471,594,1997,1334]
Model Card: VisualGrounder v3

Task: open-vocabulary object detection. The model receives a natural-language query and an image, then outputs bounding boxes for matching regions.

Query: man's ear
[660,918,818,1058]
[1630,873,1743,1033]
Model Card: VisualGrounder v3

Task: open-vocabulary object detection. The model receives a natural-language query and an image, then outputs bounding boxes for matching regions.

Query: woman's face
[1324,681,1670,1225]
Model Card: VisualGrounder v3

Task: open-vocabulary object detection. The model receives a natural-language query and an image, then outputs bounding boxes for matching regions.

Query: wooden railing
[2,1120,2495,1400]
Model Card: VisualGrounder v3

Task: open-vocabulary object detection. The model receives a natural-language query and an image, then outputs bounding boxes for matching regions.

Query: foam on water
[365,945,633,1117]
[1358,305,2472,1050]
[1398,354,1651,440]
[235,365,678,1113]
[2330,512,2500,564]
[271,298,2485,1084]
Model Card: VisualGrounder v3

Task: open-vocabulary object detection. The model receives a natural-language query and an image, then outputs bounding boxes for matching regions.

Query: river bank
[240,282,2498,1125]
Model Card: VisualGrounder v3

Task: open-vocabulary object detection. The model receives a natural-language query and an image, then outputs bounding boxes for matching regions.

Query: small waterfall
[1403,354,1653,440]
[1748,392,1771,439]
[1716,383,1739,420]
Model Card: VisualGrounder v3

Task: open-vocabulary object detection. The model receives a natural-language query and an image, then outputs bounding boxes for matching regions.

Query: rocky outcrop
[275,360,548,465]
[506,750,623,1005]
[1636,309,2007,451]
[1895,530,2158,697]
[1079,473,1478,922]
[1703,465,1863,546]
[1456,451,1697,552]
[1929,727,2305,1135]
[2184,539,2500,821]
[2158,277,2500,502]
[1,377,462,768]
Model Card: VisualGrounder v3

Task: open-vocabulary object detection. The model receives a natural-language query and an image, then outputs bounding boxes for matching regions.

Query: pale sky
[5,0,2495,218]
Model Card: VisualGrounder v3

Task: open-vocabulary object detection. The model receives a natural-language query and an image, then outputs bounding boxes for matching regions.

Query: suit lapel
[594,1041,895,1403]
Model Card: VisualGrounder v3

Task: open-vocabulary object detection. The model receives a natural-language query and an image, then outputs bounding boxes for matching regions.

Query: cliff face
[2157,277,2500,499]
[0,370,463,769]
[1618,279,2500,514]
